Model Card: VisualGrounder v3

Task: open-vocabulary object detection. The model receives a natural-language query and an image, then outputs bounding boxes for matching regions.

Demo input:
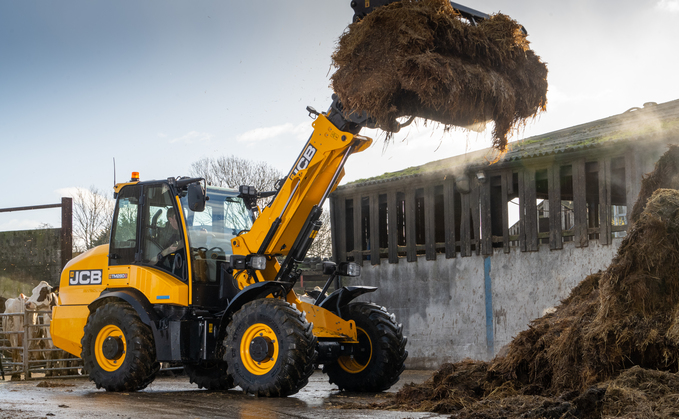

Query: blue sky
[2,0,679,230]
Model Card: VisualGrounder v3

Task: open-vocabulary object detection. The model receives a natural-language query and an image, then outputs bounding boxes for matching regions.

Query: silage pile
[384,146,679,418]
[331,0,548,151]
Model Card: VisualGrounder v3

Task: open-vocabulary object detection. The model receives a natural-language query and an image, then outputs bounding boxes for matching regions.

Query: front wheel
[323,302,407,392]
[81,301,158,391]
[224,298,316,397]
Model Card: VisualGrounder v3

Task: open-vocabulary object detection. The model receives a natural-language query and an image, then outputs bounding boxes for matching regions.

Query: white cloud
[170,131,214,144]
[237,122,310,143]
[157,132,167,138]
[656,0,679,12]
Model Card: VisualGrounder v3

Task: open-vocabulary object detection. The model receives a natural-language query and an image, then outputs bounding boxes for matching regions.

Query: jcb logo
[290,144,317,178]
[69,270,103,285]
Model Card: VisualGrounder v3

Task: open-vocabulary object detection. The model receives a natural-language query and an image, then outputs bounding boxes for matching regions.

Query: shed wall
[348,238,622,369]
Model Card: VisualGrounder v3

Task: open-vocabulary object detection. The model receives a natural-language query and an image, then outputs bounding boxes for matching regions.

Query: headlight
[248,255,267,270]
[338,262,361,277]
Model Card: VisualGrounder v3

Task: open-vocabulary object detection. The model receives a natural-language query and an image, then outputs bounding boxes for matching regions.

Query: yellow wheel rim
[338,327,372,374]
[94,325,126,372]
[240,323,279,375]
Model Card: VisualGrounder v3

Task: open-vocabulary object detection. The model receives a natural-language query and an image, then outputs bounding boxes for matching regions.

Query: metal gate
[0,310,83,380]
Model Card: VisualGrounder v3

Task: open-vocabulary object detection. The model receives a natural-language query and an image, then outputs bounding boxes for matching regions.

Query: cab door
[109,182,190,283]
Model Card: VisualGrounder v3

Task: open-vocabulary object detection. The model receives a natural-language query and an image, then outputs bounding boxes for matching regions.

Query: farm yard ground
[0,369,444,419]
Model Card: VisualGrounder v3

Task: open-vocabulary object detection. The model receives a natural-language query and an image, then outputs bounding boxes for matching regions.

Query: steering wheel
[149,209,162,239]
[207,247,224,260]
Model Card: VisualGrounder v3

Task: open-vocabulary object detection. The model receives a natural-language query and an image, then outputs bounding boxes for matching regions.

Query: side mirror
[187,182,207,212]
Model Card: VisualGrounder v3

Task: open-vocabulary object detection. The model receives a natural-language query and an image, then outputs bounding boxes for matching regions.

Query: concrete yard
[0,370,445,419]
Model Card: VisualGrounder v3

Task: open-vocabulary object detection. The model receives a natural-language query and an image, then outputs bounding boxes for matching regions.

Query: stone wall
[0,229,62,297]
[347,238,623,369]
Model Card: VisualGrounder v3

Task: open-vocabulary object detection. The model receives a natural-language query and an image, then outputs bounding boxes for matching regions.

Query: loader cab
[109,182,190,280]
[109,179,253,308]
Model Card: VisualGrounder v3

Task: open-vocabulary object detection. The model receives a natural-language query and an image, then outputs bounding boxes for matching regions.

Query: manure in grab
[331,0,548,151]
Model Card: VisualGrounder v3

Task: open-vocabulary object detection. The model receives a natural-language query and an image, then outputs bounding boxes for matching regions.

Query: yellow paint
[50,305,89,357]
[113,180,139,194]
[95,324,126,372]
[125,266,189,305]
[338,327,372,373]
[175,196,194,304]
[233,115,372,263]
[297,301,358,343]
[240,323,279,375]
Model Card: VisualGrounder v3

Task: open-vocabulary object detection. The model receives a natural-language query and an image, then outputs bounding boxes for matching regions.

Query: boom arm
[230,96,373,288]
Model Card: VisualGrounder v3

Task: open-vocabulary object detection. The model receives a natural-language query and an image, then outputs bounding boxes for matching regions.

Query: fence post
[61,197,73,270]
[23,310,30,380]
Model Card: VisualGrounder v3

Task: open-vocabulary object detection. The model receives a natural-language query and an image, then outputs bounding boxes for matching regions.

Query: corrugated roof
[342,99,679,188]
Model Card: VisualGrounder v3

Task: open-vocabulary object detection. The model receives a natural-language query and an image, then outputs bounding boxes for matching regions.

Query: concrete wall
[0,229,62,297]
[348,238,623,369]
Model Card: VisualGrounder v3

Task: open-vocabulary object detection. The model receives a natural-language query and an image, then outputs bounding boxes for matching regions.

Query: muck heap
[332,0,548,151]
[382,146,679,418]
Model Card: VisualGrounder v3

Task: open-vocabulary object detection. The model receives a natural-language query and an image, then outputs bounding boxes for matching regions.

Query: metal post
[61,197,73,270]
[23,310,30,380]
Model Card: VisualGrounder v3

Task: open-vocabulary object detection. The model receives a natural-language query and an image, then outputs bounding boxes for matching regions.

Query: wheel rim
[338,327,372,374]
[95,325,126,372]
[240,323,279,375]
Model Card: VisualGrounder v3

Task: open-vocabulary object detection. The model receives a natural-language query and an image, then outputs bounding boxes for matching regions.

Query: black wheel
[224,298,316,397]
[323,302,407,392]
[81,301,158,391]
[185,362,234,390]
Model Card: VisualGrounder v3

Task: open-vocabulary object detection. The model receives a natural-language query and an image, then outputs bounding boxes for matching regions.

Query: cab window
[181,187,253,283]
[109,185,140,266]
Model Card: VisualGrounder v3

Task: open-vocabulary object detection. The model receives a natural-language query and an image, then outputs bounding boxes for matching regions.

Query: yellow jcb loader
[50,95,407,396]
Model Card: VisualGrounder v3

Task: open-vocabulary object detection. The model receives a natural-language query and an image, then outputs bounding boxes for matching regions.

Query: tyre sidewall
[229,310,286,385]
[225,298,316,396]
[81,303,156,391]
[338,304,385,381]
[324,302,407,392]
[184,362,234,390]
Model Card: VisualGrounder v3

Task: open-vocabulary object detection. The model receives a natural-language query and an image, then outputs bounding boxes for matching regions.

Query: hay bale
[629,145,679,223]
[331,0,548,151]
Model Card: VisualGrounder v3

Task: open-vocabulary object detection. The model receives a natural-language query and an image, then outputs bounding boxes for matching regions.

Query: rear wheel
[323,302,407,392]
[224,298,316,396]
[185,362,234,390]
[81,301,158,391]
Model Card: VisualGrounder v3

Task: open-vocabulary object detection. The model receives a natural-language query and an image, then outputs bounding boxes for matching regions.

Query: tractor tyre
[224,298,316,397]
[323,302,407,392]
[81,301,158,392]
[185,362,234,391]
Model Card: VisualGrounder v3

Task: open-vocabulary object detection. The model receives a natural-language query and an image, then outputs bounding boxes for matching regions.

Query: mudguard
[89,288,172,359]
[319,286,377,315]
[90,288,160,326]
[217,281,291,339]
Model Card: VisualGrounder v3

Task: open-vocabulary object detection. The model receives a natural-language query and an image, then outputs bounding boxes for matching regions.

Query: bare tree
[190,155,283,192]
[190,155,334,260]
[71,186,114,252]
[307,210,333,260]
